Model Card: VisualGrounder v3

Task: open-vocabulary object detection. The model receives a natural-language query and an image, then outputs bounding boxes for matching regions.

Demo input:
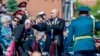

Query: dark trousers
[74,50,95,56]
[0,45,3,55]
[44,35,51,52]
[44,35,63,56]
[15,41,29,56]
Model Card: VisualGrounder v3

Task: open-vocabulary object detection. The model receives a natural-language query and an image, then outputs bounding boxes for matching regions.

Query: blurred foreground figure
[31,51,42,56]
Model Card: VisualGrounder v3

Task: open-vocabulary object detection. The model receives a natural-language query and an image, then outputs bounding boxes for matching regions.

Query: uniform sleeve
[32,22,46,31]
[45,24,51,34]
[95,22,100,31]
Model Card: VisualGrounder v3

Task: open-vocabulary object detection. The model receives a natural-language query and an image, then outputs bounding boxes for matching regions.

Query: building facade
[4,0,63,18]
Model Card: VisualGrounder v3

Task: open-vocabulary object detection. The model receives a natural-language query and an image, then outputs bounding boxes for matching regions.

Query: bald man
[44,9,65,56]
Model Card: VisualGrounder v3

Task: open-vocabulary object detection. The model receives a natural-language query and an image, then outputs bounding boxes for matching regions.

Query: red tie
[49,42,57,56]
[33,41,39,51]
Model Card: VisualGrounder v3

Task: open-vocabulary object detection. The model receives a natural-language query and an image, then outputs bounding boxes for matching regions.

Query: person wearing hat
[18,1,30,17]
[38,11,46,20]
[32,15,46,32]
[13,1,28,24]
[13,10,27,24]
[18,2,27,7]
[18,1,27,10]
[65,6,100,56]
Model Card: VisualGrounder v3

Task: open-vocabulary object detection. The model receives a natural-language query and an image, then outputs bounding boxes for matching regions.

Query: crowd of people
[0,1,69,56]
[0,1,100,56]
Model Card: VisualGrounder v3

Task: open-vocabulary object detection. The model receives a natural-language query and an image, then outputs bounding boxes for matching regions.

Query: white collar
[54,18,58,22]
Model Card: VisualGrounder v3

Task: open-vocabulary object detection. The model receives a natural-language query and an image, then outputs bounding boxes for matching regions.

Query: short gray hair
[51,9,59,14]
[1,15,11,24]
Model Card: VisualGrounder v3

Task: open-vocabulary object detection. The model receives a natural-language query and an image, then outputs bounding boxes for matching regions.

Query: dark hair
[39,14,46,20]
[13,16,20,21]
[36,15,43,19]
[79,11,89,15]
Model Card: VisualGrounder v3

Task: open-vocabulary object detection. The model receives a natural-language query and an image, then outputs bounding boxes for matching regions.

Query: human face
[3,20,10,27]
[12,18,19,26]
[63,31,68,37]
[25,23,31,29]
[16,15,22,20]
[20,7,26,11]
[50,10,58,19]
[65,22,70,27]
[36,17,43,24]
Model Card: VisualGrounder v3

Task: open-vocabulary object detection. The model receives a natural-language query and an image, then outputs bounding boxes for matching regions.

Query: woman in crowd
[0,15,12,55]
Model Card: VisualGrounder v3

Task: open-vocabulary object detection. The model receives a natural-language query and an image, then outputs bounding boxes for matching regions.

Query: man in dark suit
[44,9,65,56]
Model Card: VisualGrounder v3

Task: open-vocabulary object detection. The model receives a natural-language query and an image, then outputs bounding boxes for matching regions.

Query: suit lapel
[56,18,60,25]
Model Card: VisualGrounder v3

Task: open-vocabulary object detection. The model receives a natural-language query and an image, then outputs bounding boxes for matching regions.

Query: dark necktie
[51,29,54,40]
[24,30,28,38]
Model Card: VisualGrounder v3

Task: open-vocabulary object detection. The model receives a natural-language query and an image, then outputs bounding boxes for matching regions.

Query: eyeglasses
[13,19,19,23]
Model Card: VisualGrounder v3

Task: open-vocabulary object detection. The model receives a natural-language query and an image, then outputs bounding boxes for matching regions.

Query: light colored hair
[51,9,59,14]
[25,19,31,24]
[1,15,11,24]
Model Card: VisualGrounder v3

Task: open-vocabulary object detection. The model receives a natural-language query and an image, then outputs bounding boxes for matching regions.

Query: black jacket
[14,24,34,42]
[46,18,65,36]
[32,21,46,32]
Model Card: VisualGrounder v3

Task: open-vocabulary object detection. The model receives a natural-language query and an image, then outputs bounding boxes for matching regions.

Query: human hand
[96,43,100,48]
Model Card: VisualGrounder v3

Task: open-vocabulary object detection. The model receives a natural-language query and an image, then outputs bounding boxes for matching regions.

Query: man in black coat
[44,9,65,56]
[32,15,46,32]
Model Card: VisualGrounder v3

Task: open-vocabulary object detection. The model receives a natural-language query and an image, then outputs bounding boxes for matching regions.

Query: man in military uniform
[65,6,100,56]
[13,1,28,24]
[13,10,26,24]
[32,15,46,32]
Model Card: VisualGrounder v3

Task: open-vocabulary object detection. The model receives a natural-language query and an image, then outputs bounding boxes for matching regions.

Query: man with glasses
[10,17,20,32]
